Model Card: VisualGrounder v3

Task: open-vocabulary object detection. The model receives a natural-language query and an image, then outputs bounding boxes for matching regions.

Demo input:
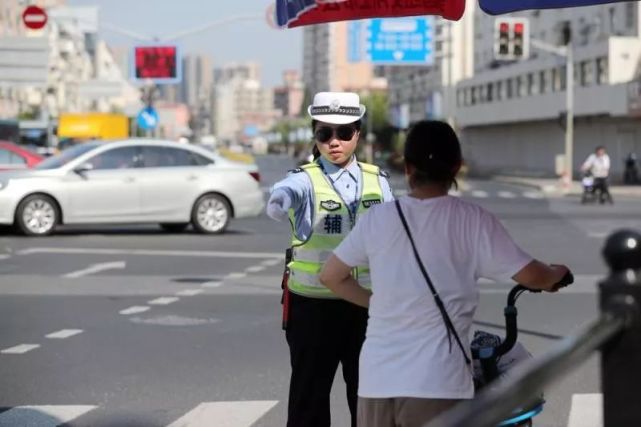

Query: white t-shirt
[333,195,532,399]
[582,153,611,178]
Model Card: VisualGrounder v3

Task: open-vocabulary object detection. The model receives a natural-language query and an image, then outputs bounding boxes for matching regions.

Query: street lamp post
[530,39,573,191]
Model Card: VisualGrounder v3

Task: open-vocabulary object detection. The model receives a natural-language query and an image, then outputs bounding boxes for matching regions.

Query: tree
[360,92,390,135]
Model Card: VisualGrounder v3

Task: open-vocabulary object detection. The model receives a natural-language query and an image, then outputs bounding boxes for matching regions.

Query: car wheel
[16,194,58,236]
[159,223,189,233]
[191,194,231,234]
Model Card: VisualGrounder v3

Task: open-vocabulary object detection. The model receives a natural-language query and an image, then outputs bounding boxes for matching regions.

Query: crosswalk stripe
[201,281,223,288]
[261,259,281,267]
[498,191,516,198]
[0,405,96,426]
[148,297,180,306]
[471,190,489,198]
[166,401,278,427]
[523,191,544,199]
[246,265,265,273]
[176,289,204,297]
[45,329,83,339]
[1,344,40,354]
[567,393,602,427]
[119,306,150,315]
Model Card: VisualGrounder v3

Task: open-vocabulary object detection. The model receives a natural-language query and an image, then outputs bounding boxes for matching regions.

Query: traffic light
[513,22,524,57]
[494,18,529,61]
[498,22,510,56]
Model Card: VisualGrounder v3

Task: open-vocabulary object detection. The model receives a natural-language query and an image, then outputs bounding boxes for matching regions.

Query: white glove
[267,190,292,222]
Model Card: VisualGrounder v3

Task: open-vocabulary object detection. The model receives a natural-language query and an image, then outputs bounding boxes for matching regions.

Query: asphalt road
[0,154,638,427]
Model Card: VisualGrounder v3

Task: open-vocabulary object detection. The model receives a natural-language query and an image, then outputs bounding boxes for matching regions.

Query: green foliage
[360,92,390,134]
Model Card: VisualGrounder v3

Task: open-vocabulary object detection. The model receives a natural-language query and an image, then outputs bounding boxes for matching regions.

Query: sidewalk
[492,175,641,198]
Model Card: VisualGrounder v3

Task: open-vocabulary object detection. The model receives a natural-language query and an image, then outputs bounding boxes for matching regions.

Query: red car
[0,141,44,171]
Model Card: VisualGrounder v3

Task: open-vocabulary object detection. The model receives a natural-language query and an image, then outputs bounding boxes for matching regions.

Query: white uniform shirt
[333,195,533,399]
[582,153,611,178]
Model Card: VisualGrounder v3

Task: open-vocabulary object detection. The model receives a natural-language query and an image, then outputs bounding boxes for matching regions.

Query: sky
[66,0,302,87]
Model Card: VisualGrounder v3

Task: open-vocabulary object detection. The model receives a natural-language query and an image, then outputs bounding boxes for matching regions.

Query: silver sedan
[0,139,265,236]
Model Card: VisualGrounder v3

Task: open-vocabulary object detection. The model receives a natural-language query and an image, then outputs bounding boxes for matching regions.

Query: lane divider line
[260,259,281,267]
[18,247,281,259]
[1,344,40,354]
[226,272,247,280]
[119,306,150,315]
[45,329,84,339]
[62,261,126,279]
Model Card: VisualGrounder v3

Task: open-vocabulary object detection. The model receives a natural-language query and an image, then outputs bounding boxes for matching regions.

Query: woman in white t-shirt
[319,120,571,427]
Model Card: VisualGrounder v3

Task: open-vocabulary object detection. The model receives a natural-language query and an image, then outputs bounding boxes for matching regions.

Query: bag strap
[395,200,471,365]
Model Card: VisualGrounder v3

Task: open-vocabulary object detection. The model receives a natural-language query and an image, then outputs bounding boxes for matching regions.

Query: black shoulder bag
[394,199,471,365]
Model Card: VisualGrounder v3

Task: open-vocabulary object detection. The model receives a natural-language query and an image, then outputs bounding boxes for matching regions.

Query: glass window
[36,143,100,170]
[517,75,526,97]
[0,148,10,164]
[626,3,635,29]
[580,60,594,86]
[540,70,548,94]
[596,57,608,84]
[552,68,561,92]
[88,147,140,170]
[141,146,212,168]
[527,73,534,95]
[9,152,26,165]
[496,81,503,101]
[487,83,494,102]
[471,87,477,105]
[506,79,514,99]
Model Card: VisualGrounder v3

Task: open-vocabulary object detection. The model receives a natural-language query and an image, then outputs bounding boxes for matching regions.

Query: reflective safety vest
[287,161,385,298]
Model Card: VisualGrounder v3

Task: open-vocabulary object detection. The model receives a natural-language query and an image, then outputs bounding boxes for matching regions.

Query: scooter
[471,272,574,426]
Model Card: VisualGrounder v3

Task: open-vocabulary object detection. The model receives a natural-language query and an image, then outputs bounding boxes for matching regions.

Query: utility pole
[530,38,573,192]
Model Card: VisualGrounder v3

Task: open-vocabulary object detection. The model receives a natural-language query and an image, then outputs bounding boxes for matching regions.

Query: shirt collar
[319,155,359,181]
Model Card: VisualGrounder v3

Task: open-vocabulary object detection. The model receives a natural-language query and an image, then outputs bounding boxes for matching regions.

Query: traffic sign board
[365,17,434,65]
[136,107,159,131]
[22,6,48,30]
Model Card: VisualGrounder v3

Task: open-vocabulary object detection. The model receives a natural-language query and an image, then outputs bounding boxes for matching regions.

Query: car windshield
[35,143,100,170]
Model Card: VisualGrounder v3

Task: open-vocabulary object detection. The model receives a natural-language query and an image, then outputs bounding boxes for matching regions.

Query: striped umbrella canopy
[275,0,629,27]
[274,0,466,28]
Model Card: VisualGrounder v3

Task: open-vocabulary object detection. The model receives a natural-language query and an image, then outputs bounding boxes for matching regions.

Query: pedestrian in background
[320,120,571,427]
[266,92,394,427]
[581,146,613,204]
[624,152,639,185]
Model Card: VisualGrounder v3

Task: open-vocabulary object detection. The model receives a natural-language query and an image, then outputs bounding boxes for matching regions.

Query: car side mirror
[74,162,94,176]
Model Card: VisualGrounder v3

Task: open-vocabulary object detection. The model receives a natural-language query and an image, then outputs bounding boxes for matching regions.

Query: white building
[456,3,641,179]
[212,63,281,142]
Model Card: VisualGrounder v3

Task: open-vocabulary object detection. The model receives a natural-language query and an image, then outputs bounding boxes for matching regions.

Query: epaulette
[288,167,304,174]
[379,169,390,178]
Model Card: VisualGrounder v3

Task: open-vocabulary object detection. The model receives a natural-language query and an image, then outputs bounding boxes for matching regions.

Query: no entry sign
[22,6,48,30]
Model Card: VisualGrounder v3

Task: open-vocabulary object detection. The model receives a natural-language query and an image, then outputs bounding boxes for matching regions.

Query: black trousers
[594,177,613,203]
[285,291,368,427]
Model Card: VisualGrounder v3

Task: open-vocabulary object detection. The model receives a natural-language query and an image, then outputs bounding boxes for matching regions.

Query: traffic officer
[267,91,394,427]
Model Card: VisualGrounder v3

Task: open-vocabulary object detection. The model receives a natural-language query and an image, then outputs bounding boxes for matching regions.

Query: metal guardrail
[425,229,641,427]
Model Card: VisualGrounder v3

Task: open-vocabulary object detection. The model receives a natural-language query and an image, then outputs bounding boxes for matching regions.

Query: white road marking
[448,189,462,197]
[498,191,516,199]
[261,259,281,267]
[523,191,545,199]
[471,190,489,198]
[45,329,83,339]
[63,261,126,279]
[0,405,96,426]
[567,393,602,427]
[226,272,247,280]
[201,281,223,288]
[166,401,278,427]
[119,306,150,315]
[246,265,265,273]
[176,289,204,297]
[19,247,281,259]
[1,344,40,354]
[148,297,179,306]
[0,255,10,260]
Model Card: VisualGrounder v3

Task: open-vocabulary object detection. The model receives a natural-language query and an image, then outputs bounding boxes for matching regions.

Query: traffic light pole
[530,38,573,191]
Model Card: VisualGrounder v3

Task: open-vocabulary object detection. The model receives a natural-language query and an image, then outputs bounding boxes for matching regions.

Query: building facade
[302,22,387,95]
[274,70,304,118]
[456,3,641,179]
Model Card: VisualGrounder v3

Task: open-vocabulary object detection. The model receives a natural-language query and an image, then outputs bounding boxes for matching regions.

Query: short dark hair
[404,120,462,189]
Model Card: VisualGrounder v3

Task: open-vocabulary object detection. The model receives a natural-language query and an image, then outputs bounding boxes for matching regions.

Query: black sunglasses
[314,126,358,143]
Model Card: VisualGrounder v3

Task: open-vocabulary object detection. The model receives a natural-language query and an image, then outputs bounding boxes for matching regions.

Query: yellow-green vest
[288,161,385,298]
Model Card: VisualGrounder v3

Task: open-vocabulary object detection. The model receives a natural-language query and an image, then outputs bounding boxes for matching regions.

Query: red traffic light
[499,22,509,32]
[514,23,524,34]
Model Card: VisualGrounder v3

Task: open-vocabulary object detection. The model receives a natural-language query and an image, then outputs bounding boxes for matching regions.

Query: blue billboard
[366,17,434,65]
